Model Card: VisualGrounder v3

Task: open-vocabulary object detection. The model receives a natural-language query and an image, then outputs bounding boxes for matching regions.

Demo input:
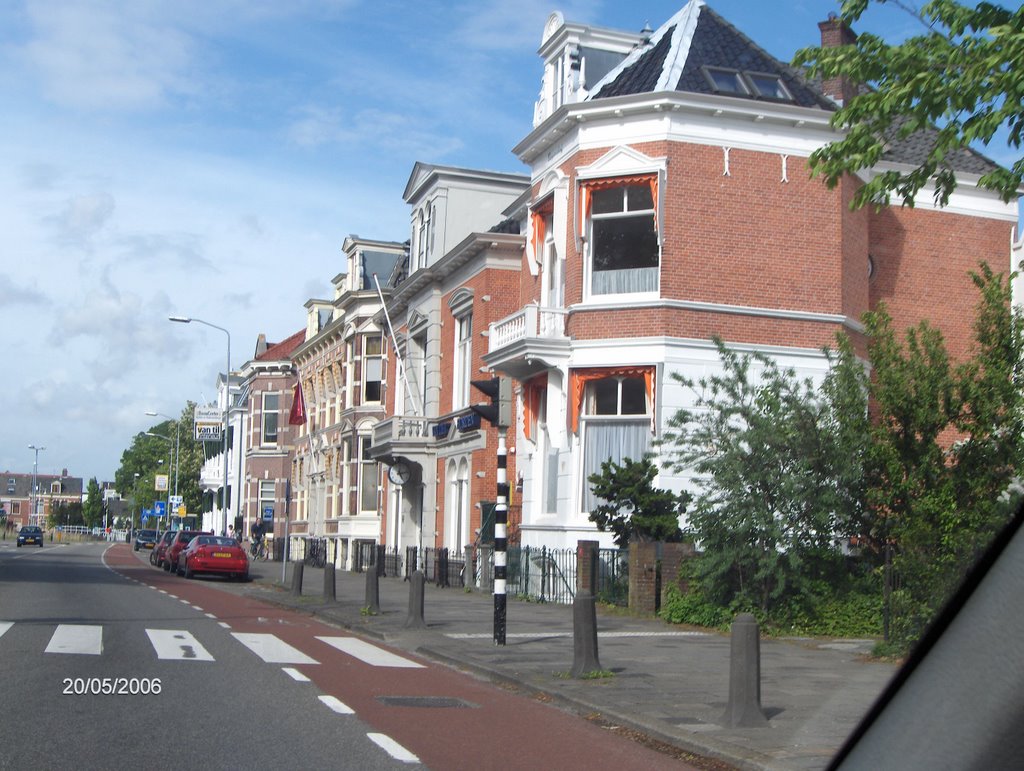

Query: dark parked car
[17,525,43,547]
[150,531,175,568]
[177,535,249,581]
[165,530,208,573]
[133,528,158,551]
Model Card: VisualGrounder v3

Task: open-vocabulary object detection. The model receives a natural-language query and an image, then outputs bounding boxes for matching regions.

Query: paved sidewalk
[245,560,896,771]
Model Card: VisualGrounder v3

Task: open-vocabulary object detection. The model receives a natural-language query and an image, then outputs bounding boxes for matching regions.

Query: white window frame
[579,376,652,514]
[260,392,279,447]
[585,183,660,300]
[453,313,473,410]
[362,335,383,404]
[358,435,378,513]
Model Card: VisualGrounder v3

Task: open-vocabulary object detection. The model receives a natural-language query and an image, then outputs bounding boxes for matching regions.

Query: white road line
[444,631,711,639]
[146,630,215,661]
[218,622,231,629]
[0,621,13,640]
[282,667,310,682]
[205,613,217,619]
[191,606,203,611]
[316,636,424,668]
[45,624,103,655]
[367,733,420,764]
[318,695,354,715]
[231,633,319,664]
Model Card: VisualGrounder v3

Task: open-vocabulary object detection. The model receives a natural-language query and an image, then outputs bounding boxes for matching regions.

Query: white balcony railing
[488,305,568,353]
[372,416,430,447]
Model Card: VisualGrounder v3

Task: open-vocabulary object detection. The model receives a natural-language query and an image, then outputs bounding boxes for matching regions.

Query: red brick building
[478,2,1018,548]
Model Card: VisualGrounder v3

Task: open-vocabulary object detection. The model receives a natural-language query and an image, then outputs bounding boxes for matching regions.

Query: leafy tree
[48,500,84,529]
[661,337,870,614]
[114,402,205,525]
[866,264,1024,646]
[83,478,104,528]
[587,455,688,548]
[794,1,1023,208]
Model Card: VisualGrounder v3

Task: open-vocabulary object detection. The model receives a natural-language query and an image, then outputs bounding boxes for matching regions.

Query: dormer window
[6,478,14,493]
[51,481,62,494]
[703,66,793,103]
[746,72,792,101]
[703,67,748,96]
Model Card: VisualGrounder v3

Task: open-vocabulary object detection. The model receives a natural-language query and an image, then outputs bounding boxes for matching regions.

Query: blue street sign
[154,501,166,516]
[262,505,273,522]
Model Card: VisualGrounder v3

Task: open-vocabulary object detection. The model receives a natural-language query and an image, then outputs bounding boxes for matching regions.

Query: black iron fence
[278,537,629,608]
[595,548,629,607]
[305,537,327,568]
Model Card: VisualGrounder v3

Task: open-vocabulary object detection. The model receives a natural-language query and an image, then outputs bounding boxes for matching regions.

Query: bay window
[582,176,659,297]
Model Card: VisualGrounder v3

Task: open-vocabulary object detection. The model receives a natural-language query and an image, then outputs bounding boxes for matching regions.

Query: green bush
[659,585,731,629]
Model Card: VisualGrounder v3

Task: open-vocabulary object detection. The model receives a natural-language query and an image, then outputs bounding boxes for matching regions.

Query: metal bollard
[405,570,426,629]
[323,562,336,601]
[720,613,769,728]
[570,589,603,678]
[364,563,380,614]
[291,561,304,597]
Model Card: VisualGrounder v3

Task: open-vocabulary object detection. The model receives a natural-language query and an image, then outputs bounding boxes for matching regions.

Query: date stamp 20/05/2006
[62,677,162,695]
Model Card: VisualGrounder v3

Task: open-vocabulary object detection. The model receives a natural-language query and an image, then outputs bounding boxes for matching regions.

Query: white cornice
[514,91,835,164]
[569,298,866,334]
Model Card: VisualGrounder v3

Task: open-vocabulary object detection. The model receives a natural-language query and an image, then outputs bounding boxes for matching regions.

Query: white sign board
[194,406,223,442]
[155,474,169,492]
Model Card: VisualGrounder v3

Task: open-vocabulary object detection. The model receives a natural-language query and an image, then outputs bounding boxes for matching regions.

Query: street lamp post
[146,433,173,529]
[170,316,231,536]
[28,444,45,527]
[145,412,180,500]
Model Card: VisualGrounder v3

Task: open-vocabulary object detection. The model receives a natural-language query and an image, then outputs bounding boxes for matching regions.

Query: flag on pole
[288,381,306,425]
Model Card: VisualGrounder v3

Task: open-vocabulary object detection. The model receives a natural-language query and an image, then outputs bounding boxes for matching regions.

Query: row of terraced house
[194,2,1022,577]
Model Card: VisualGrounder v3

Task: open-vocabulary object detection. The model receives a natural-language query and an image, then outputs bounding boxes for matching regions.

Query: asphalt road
[0,541,700,770]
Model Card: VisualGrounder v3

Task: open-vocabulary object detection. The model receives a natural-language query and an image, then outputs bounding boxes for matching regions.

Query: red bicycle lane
[105,543,699,770]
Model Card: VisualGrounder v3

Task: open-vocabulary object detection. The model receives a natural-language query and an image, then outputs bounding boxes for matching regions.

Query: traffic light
[470,377,512,428]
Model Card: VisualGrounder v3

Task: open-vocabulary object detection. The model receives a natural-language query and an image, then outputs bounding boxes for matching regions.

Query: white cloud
[0,274,47,307]
[287,105,464,159]
[46,192,116,246]
[19,1,198,110]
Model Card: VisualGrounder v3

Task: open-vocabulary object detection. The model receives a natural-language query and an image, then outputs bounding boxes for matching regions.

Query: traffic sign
[262,505,274,522]
[154,501,166,516]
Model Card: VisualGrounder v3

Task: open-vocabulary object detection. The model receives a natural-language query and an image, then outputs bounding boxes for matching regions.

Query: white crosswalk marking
[367,733,420,764]
[45,624,103,655]
[146,629,215,661]
[318,695,354,714]
[282,667,310,682]
[0,622,12,640]
[316,636,424,668]
[231,633,319,664]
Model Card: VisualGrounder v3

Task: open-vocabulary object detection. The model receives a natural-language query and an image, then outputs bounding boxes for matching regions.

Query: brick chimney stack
[817,13,858,106]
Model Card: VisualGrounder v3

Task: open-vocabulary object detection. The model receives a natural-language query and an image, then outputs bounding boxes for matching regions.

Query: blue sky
[0,0,1017,485]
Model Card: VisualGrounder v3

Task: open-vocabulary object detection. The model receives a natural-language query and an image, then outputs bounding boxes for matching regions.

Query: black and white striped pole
[470,376,513,647]
[494,429,508,645]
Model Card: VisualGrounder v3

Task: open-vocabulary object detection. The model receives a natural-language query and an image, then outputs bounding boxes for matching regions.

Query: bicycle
[250,538,268,561]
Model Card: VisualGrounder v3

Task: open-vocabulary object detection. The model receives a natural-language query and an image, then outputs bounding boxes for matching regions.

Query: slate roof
[592,1,833,110]
[589,0,1002,178]
[1,474,84,498]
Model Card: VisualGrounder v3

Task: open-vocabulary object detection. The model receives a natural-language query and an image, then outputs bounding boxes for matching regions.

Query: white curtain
[592,266,657,295]
[581,418,651,512]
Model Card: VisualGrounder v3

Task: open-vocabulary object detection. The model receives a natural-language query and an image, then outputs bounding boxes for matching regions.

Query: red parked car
[150,531,175,568]
[176,535,249,581]
[165,530,207,573]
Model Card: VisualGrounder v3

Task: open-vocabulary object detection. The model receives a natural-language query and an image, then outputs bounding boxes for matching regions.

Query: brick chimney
[817,14,858,105]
